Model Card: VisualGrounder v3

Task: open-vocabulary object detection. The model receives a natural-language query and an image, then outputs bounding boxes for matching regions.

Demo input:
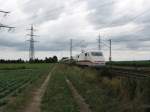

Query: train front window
[91,52,103,56]
[85,53,88,56]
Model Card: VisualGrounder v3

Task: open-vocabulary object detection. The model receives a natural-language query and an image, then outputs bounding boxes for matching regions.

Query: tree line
[0,56,58,63]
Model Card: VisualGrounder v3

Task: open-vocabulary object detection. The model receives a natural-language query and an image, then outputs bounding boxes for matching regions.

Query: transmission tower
[109,39,112,62]
[27,25,38,61]
[98,33,101,50]
[70,39,73,60]
[0,10,15,31]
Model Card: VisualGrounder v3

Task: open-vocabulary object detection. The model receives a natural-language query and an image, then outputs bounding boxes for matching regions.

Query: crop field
[42,65,79,112]
[0,63,51,108]
[0,64,150,112]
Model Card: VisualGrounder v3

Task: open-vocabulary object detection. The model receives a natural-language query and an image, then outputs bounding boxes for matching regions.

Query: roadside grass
[2,63,52,112]
[64,65,149,112]
[41,65,79,112]
[65,66,121,112]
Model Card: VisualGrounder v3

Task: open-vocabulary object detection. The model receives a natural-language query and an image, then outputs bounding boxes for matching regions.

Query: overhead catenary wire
[97,7,150,52]
[100,6,150,29]
[0,10,15,31]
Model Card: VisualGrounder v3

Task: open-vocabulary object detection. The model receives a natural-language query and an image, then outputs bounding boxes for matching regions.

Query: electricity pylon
[27,25,38,61]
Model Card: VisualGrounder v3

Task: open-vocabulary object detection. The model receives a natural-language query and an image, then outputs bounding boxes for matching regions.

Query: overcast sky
[0,0,150,61]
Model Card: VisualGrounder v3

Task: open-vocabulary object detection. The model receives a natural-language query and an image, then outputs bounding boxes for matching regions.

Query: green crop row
[0,63,51,107]
[41,65,79,112]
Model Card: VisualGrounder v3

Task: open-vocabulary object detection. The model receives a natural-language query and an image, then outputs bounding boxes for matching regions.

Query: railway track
[69,64,150,79]
[109,67,150,79]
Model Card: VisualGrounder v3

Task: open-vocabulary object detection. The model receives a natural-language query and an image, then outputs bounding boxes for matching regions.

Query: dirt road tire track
[23,66,55,112]
[66,78,92,112]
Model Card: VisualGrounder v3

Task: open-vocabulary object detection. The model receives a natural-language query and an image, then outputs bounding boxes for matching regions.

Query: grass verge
[64,65,149,112]
[65,66,121,112]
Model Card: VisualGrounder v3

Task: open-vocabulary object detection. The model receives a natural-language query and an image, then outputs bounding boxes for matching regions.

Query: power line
[0,10,10,17]
[101,41,110,48]
[100,7,150,29]
[0,24,15,31]
[98,1,116,7]
[0,10,10,14]
[110,38,150,43]
[0,10,15,31]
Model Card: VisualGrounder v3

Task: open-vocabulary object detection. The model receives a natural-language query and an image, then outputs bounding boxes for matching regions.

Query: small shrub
[0,99,8,106]
[99,68,112,79]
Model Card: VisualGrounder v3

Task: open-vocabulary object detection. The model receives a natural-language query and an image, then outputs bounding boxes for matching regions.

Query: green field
[0,64,150,112]
[0,63,51,108]
[41,65,79,112]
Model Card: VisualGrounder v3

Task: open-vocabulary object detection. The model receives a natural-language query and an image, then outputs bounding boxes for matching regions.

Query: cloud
[86,0,150,29]
[0,0,150,60]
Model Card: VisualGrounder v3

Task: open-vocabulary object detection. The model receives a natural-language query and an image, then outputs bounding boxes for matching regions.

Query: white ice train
[74,50,106,67]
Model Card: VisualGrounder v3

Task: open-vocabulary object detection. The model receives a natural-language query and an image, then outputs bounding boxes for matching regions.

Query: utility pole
[70,39,73,60]
[98,33,101,50]
[109,39,112,62]
[0,10,15,31]
[27,25,38,61]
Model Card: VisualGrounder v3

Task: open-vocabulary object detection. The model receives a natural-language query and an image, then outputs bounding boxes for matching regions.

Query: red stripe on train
[78,60,105,64]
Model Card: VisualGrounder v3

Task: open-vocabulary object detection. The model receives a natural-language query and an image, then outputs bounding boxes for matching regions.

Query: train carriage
[74,50,105,68]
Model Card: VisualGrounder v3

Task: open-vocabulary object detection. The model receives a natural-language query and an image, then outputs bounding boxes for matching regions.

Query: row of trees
[0,56,58,63]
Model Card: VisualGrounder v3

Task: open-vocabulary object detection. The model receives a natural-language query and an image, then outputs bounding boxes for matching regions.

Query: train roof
[81,50,103,53]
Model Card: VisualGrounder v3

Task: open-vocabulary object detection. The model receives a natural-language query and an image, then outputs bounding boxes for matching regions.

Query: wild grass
[58,64,150,112]
[64,66,120,112]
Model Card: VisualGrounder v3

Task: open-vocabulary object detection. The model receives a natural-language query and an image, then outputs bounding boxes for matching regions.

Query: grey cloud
[86,0,119,29]
[86,0,150,29]
[1,0,150,61]
[84,0,150,52]
[0,38,24,49]
[18,0,66,24]
[0,34,83,52]
[109,33,150,51]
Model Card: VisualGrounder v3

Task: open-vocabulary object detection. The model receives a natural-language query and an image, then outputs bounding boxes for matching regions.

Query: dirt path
[23,67,55,112]
[66,78,92,112]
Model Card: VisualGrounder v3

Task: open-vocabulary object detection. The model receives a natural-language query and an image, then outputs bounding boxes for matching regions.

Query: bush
[0,99,8,106]
[99,68,112,79]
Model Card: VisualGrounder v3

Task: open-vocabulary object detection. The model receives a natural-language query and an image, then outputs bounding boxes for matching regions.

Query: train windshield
[91,52,103,56]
